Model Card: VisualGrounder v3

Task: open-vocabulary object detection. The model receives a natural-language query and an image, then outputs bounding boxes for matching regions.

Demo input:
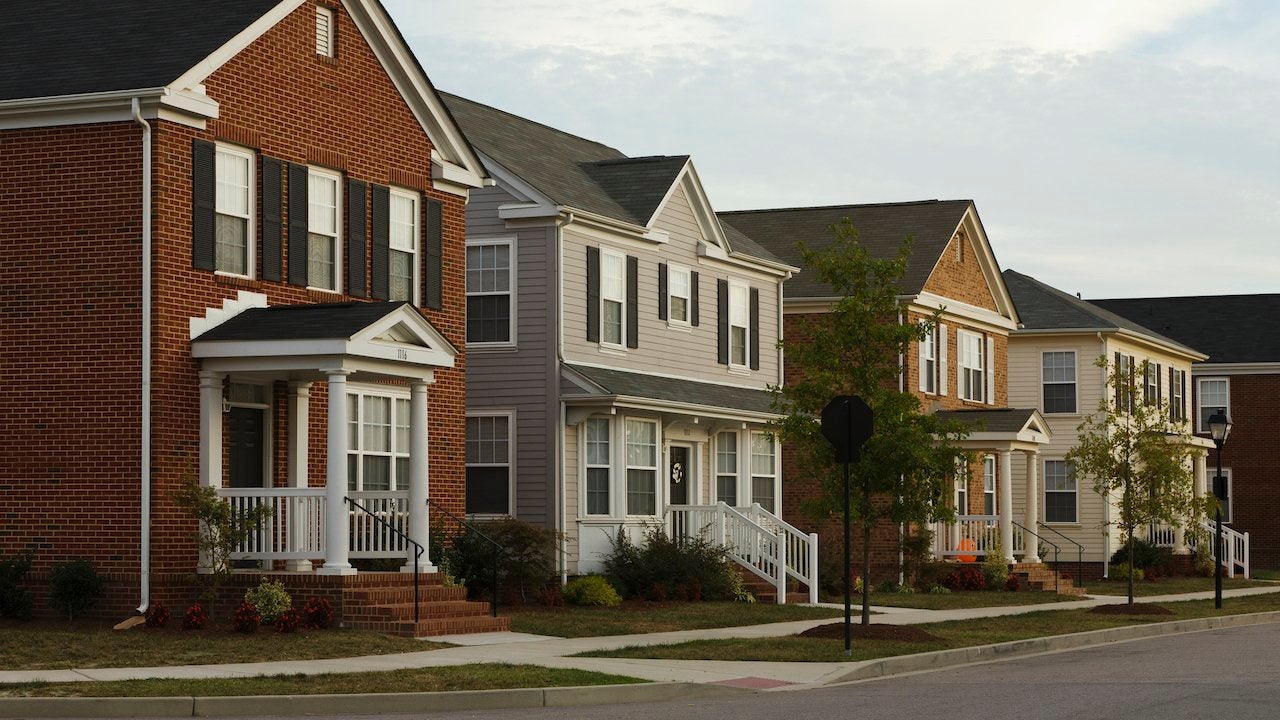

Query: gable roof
[1089,295,1280,365]
[1004,270,1203,357]
[718,200,974,298]
[194,302,409,342]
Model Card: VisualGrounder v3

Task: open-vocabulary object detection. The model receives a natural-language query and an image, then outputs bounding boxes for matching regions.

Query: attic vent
[316,6,336,57]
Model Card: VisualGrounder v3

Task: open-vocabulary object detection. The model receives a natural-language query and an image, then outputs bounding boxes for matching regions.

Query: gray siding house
[442,94,799,577]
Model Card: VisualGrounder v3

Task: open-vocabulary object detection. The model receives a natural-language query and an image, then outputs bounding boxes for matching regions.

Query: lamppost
[1207,408,1232,610]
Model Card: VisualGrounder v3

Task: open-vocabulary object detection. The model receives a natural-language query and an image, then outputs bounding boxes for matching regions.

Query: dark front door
[228,406,265,489]
[668,446,689,506]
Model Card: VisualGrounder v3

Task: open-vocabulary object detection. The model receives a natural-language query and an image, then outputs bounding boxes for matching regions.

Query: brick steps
[339,573,508,638]
[735,565,813,604]
[1012,563,1088,596]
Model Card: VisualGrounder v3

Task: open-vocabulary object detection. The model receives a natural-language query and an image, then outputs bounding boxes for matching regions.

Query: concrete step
[342,586,470,604]
[347,613,511,638]
[345,600,493,621]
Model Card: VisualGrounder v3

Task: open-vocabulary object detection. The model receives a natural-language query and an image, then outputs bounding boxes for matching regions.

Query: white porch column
[1023,451,1040,563]
[197,371,224,573]
[999,450,1015,563]
[1194,452,1208,500]
[287,382,313,572]
[318,370,356,576]
[403,379,435,573]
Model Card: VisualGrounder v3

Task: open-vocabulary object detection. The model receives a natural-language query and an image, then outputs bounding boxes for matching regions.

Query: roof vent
[316,5,336,58]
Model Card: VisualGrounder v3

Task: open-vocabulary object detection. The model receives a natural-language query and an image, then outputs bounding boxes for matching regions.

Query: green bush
[929,584,951,594]
[981,538,1010,590]
[1109,538,1162,570]
[0,553,34,621]
[244,578,292,622]
[49,559,105,620]
[562,575,622,607]
[443,517,559,604]
[1109,563,1145,582]
[602,527,737,601]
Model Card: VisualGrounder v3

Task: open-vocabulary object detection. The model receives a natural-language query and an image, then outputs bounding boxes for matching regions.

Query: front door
[668,445,689,506]
[228,406,265,489]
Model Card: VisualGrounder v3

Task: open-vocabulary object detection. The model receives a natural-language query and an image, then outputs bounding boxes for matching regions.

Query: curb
[829,609,1280,684]
[0,681,749,719]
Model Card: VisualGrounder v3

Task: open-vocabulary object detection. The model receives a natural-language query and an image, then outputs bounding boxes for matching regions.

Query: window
[1197,378,1229,433]
[716,431,738,505]
[668,264,691,325]
[466,239,513,344]
[1115,354,1136,413]
[959,330,986,403]
[1144,362,1160,406]
[955,461,969,515]
[307,168,341,291]
[389,189,418,303]
[625,419,657,515]
[214,145,254,277]
[1044,460,1077,523]
[919,323,937,394]
[729,282,749,367]
[983,456,996,515]
[585,418,611,515]
[1042,351,1077,413]
[750,433,776,513]
[1170,368,1186,423]
[601,251,626,347]
[1215,468,1233,523]
[465,414,511,514]
[316,5,335,57]
[346,389,410,492]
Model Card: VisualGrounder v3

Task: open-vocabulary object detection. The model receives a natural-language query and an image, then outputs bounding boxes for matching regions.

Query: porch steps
[339,572,510,638]
[734,566,812,604]
[1012,562,1087,596]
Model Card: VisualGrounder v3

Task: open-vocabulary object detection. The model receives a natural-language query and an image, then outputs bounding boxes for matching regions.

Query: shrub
[244,579,291,623]
[941,567,986,591]
[0,553,34,621]
[1004,575,1021,592]
[49,559,105,620]
[274,607,301,633]
[981,539,1010,590]
[727,570,755,603]
[1109,563,1145,582]
[540,584,565,607]
[562,575,622,607]
[602,527,738,601]
[144,603,170,627]
[233,601,261,633]
[181,602,208,630]
[1109,538,1162,570]
[896,583,917,594]
[912,561,951,592]
[173,475,272,601]
[876,579,898,594]
[302,597,333,629]
[929,584,951,594]
[442,517,559,604]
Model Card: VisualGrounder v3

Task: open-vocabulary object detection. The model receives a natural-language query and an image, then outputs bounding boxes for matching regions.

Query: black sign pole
[843,446,852,657]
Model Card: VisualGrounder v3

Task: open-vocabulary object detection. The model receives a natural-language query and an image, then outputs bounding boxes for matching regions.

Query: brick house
[720,201,1055,586]
[0,0,507,633]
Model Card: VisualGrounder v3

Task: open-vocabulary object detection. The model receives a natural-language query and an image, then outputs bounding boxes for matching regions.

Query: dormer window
[316,5,336,57]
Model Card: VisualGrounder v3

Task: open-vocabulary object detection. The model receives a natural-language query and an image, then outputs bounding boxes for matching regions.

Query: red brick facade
[1,3,469,616]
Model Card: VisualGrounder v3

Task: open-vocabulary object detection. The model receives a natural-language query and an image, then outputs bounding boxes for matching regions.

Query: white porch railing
[216,488,411,562]
[932,515,1025,559]
[1148,520,1249,578]
[346,491,411,559]
[748,504,820,604]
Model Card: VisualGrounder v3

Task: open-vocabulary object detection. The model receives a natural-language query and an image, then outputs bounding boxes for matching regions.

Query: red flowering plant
[143,603,170,628]
[233,601,261,633]
[302,597,333,630]
[181,602,208,630]
[274,607,301,633]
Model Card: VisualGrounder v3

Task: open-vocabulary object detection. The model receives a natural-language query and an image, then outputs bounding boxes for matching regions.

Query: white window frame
[919,323,937,395]
[464,410,515,516]
[1043,459,1078,524]
[1144,361,1160,406]
[749,431,778,513]
[955,460,969,514]
[214,143,255,279]
[982,455,996,515]
[958,329,986,403]
[316,5,336,57]
[346,385,411,493]
[667,263,692,327]
[1197,377,1230,434]
[306,166,342,293]
[388,187,419,305]
[715,430,739,506]
[583,417,612,517]
[466,236,516,347]
[728,281,750,370]
[624,418,660,516]
[1216,468,1233,523]
[1170,368,1186,423]
[1041,350,1077,414]
[600,248,627,350]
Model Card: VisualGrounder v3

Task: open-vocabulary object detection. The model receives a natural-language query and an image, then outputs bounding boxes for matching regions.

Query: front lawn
[0,664,644,698]
[866,591,1080,610]
[506,600,843,637]
[1085,577,1270,597]
[578,591,1280,663]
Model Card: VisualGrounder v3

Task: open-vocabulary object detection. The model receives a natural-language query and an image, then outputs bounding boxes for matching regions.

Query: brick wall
[921,231,998,311]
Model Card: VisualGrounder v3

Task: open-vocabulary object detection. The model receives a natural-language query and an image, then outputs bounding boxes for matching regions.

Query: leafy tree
[772,219,970,624]
[1065,357,1210,605]
[174,474,273,602]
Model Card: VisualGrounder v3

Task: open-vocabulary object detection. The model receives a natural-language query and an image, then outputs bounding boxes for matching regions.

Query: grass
[578,590,1280,663]
[1251,568,1280,581]
[863,591,1079,610]
[1085,576,1271,597]
[0,664,645,698]
[0,620,437,671]
[507,601,844,637]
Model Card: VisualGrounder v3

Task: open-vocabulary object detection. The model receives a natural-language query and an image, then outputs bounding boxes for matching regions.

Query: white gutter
[557,213,573,584]
[131,98,153,613]
[1098,330,1109,578]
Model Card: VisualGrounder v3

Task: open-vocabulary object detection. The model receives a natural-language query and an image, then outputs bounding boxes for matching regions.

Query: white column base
[316,564,357,576]
[286,560,315,572]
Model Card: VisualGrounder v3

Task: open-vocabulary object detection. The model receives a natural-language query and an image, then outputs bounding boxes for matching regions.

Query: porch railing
[747,504,820,604]
[932,515,1025,559]
[216,487,412,561]
[1150,520,1249,578]
[666,503,809,604]
[346,496,424,624]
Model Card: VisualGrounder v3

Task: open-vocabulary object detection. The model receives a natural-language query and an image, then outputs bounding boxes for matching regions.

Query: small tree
[773,219,970,624]
[1066,357,1210,605]
[174,475,273,602]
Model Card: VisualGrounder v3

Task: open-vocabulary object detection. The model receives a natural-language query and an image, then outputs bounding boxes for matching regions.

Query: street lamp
[1207,408,1232,610]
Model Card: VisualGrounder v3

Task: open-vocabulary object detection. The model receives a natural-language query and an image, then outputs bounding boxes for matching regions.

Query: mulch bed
[797,622,941,642]
[1088,603,1174,616]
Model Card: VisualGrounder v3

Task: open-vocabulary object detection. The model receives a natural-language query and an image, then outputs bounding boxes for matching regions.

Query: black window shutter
[690,271,700,326]
[345,179,367,297]
[749,287,760,371]
[1180,371,1187,421]
[717,279,729,365]
[423,198,443,310]
[370,184,390,301]
[657,263,668,321]
[586,247,600,342]
[191,140,216,270]
[626,255,639,349]
[287,163,309,286]
[260,157,282,281]
[1113,351,1122,408]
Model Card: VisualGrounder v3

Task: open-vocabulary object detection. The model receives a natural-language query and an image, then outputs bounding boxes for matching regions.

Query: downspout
[897,309,905,587]
[1098,330,1109,578]
[131,97,152,613]
[557,213,573,584]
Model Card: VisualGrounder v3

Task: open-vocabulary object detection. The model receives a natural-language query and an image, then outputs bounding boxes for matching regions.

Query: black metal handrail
[344,496,424,624]
[426,498,501,618]
[1013,520,1061,594]
[1037,522,1085,589]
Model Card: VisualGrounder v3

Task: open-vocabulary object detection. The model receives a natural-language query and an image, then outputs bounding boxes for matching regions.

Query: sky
[385,1,1279,299]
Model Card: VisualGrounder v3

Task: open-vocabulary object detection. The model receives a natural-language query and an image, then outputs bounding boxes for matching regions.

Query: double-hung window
[750,432,777,513]
[1170,368,1186,423]
[955,461,969,514]
[601,251,626,347]
[585,418,611,515]
[307,168,341,291]
[1043,460,1077,523]
[729,282,749,368]
[465,413,512,515]
[389,188,418,303]
[1042,351,1077,413]
[466,239,513,344]
[959,330,985,403]
[1197,378,1229,433]
[346,389,409,492]
[1144,362,1160,406]
[919,323,937,394]
[982,456,996,515]
[716,431,738,505]
[214,145,254,277]
[625,419,657,515]
[668,264,691,325]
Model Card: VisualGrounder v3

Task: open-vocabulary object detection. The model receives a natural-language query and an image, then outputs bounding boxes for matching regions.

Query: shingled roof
[564,364,778,416]
[194,302,410,342]
[0,0,281,101]
[1090,295,1280,365]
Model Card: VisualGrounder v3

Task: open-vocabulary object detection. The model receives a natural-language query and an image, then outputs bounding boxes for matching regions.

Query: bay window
[585,418,611,515]
[625,419,657,515]
[750,432,776,513]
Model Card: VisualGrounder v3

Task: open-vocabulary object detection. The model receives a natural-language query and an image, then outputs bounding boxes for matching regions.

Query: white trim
[388,186,419,305]
[913,205,1020,326]
[910,292,1017,332]
[1196,376,1231,434]
[305,166,343,293]
[315,5,336,57]
[599,247,627,351]
[982,455,996,515]
[563,361,773,394]
[1014,327,1208,362]
[1042,458,1078,525]
[957,329,985,403]
[939,323,949,396]
[170,0,305,91]
[749,431,778,513]
[346,383,412,493]
[666,262,693,327]
[465,235,516,348]
[1192,362,1280,375]
[985,335,995,405]
[465,409,516,516]
[582,416,613,517]
[1040,349,1079,415]
[624,416,661,517]
[728,280,751,371]
[918,322,937,394]
[213,142,257,279]
[714,429,740,506]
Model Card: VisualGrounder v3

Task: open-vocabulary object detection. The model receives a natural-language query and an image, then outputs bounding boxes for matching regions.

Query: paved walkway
[3,586,1277,690]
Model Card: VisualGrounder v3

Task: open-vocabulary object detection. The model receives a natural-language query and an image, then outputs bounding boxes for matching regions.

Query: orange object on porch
[957,538,977,563]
